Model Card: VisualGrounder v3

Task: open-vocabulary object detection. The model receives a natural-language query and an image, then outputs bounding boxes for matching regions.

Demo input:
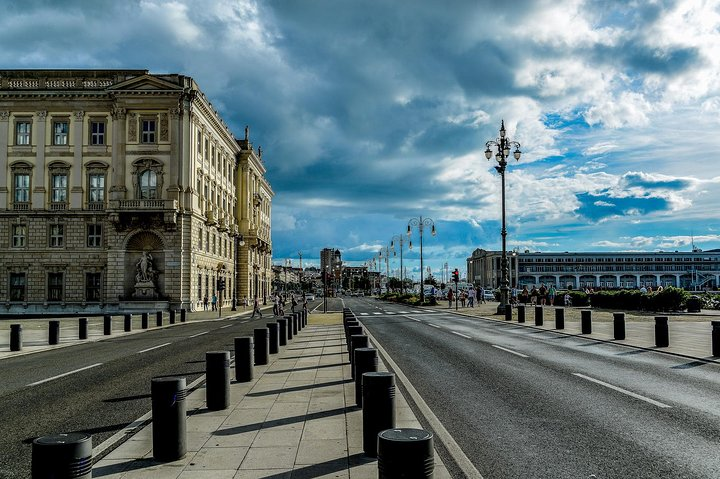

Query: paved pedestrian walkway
[92,314,451,478]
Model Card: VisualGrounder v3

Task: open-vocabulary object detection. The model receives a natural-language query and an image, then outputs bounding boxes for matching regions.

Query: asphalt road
[0,302,325,479]
[346,297,720,479]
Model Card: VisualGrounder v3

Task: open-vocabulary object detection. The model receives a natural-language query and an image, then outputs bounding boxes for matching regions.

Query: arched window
[140,170,158,199]
[131,159,163,200]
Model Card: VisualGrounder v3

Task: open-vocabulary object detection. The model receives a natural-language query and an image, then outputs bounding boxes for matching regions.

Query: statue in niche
[135,251,155,284]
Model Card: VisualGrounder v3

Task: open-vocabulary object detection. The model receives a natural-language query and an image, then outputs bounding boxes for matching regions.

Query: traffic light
[217,278,226,291]
[452,269,459,283]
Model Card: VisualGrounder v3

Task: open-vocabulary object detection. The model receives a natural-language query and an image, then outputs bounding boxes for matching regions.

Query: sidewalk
[92,313,452,478]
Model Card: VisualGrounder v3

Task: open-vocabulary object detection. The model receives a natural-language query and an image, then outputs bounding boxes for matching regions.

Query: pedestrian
[447,288,453,308]
[211,294,217,311]
[539,283,547,306]
[273,293,279,316]
[242,296,248,308]
[291,294,298,313]
[564,293,572,307]
[460,291,466,308]
[468,287,476,307]
[530,286,538,305]
[520,286,529,304]
[203,296,209,311]
[303,295,308,313]
[478,286,486,304]
[548,285,556,306]
[251,296,262,318]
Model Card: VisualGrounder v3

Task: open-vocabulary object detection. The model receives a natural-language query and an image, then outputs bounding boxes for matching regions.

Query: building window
[198,228,203,250]
[198,273,202,301]
[141,119,156,143]
[139,170,158,199]
[88,173,105,204]
[51,173,68,203]
[16,120,32,145]
[53,120,69,145]
[86,272,102,301]
[90,121,106,145]
[48,272,64,301]
[206,231,210,252]
[13,173,30,204]
[10,273,26,301]
[87,224,102,247]
[11,225,27,248]
[49,224,64,247]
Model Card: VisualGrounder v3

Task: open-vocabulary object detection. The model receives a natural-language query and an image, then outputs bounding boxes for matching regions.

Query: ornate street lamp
[407,216,437,303]
[390,234,406,294]
[485,120,521,314]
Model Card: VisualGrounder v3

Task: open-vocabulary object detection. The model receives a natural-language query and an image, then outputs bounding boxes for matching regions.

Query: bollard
[10,324,22,351]
[206,351,230,410]
[555,308,565,330]
[347,325,363,348]
[350,335,369,376]
[49,320,60,345]
[151,377,187,461]
[581,310,592,334]
[266,322,280,354]
[32,433,92,479]
[156,311,163,327]
[124,313,132,332]
[535,306,544,326]
[285,315,294,341]
[277,318,288,346]
[377,428,434,479]
[303,310,308,327]
[613,312,626,340]
[234,337,254,382]
[180,308,187,322]
[504,306,512,321]
[362,372,396,457]
[78,318,88,340]
[354,347,378,407]
[103,314,112,335]
[655,316,669,347]
[169,309,176,324]
[712,321,720,357]
[292,313,299,336]
[141,312,149,329]
[254,328,270,365]
[296,311,303,331]
[517,304,525,323]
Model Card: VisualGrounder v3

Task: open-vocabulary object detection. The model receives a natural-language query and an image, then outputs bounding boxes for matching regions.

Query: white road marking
[410,318,421,322]
[137,342,172,354]
[573,373,671,409]
[188,331,209,338]
[429,323,441,329]
[360,313,369,316]
[219,324,233,329]
[451,331,471,339]
[27,363,103,387]
[492,344,529,358]
[373,312,382,315]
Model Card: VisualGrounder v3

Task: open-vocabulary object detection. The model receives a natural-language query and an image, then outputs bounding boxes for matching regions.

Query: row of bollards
[7,309,188,351]
[342,307,435,478]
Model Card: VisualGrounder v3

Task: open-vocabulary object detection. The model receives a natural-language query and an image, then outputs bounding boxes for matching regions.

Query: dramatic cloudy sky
[3,0,720,277]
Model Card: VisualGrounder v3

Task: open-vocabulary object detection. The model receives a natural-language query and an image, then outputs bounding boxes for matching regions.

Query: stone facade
[0,70,273,313]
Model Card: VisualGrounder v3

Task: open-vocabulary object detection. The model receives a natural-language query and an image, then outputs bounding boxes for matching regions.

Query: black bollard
[169,309,176,324]
[362,372,396,457]
[712,321,720,357]
[285,315,294,341]
[517,304,526,323]
[266,322,280,354]
[504,306,512,321]
[32,433,92,479]
[156,311,163,327]
[303,310,308,327]
[10,324,22,351]
[141,312,149,329]
[535,306,544,326]
[655,316,669,347]
[254,328,270,365]
[347,325,363,348]
[103,314,112,335]
[49,320,60,345]
[581,310,592,334]
[78,318,88,340]
[124,313,132,332]
[277,318,288,346]
[292,313,299,336]
[354,347,378,407]
[151,377,187,461]
[296,312,303,331]
[234,337,253,382]
[206,351,230,410]
[180,308,187,322]
[613,312,626,340]
[350,334,369,365]
[377,428,434,479]
[555,308,565,330]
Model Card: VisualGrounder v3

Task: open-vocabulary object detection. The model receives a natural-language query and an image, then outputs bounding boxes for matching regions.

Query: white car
[483,290,496,301]
[305,293,315,301]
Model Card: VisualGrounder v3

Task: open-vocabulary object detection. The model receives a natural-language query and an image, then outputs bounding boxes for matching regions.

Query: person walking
[291,294,298,313]
[203,296,209,311]
[447,288,453,308]
[303,295,308,313]
[251,296,262,318]
[211,293,217,311]
[468,286,476,307]
[478,286,486,304]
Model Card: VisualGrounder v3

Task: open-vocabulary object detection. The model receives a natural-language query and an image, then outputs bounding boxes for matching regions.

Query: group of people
[202,294,218,311]
[445,286,488,308]
[265,292,308,318]
[511,284,558,306]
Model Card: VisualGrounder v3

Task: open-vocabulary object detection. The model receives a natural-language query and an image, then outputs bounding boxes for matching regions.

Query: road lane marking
[373,312,382,315]
[219,324,233,329]
[360,313,369,316]
[137,342,172,354]
[429,323,441,329]
[492,344,529,358]
[573,373,671,408]
[452,331,471,339]
[188,331,209,338]
[27,363,103,387]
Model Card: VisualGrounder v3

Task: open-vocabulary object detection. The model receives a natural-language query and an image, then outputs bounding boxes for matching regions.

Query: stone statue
[135,251,155,284]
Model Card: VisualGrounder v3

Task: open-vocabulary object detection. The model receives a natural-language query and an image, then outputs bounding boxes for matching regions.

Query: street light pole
[407,216,437,303]
[390,235,405,294]
[485,120,521,315]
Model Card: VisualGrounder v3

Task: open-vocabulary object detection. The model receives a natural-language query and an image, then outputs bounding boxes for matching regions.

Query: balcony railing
[87,202,105,211]
[49,202,67,211]
[12,202,30,211]
[109,199,178,211]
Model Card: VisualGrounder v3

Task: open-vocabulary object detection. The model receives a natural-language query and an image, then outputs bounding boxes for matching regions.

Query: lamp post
[485,120,521,314]
[298,251,303,292]
[407,216,437,303]
[231,234,245,311]
[378,246,391,289]
[390,235,406,294]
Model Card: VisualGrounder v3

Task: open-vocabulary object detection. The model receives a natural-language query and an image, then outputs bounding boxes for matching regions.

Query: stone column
[656,274,662,286]
[32,111,47,209]
[675,274,681,287]
[167,108,181,202]
[615,274,621,286]
[109,107,127,201]
[71,110,84,209]
[0,111,9,208]
[635,274,641,287]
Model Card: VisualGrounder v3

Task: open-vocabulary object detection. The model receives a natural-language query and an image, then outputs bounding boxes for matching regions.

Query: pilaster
[110,107,127,200]
[32,111,47,209]
[0,111,9,209]
[71,110,84,209]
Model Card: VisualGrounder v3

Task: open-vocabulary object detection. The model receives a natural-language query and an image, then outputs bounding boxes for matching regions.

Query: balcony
[12,202,30,211]
[49,202,68,211]
[107,199,179,231]
[205,210,217,226]
[110,199,178,211]
[217,217,228,232]
[87,202,105,211]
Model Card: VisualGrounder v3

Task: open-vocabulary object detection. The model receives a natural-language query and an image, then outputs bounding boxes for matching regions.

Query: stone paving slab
[92,316,451,478]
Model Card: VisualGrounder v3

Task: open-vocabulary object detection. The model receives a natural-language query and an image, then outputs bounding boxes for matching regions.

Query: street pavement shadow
[213,406,349,436]
[246,379,352,397]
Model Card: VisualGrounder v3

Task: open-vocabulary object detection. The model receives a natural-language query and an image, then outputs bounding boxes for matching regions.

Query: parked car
[484,290,496,301]
[305,293,315,301]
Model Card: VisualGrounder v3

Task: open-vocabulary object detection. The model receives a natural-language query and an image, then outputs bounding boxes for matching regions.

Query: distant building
[320,248,342,277]
[467,248,720,290]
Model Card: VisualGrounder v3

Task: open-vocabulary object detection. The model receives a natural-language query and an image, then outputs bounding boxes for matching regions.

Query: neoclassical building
[0,69,273,313]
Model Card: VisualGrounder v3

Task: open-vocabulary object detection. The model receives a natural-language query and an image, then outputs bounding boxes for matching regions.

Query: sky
[3,0,720,279]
